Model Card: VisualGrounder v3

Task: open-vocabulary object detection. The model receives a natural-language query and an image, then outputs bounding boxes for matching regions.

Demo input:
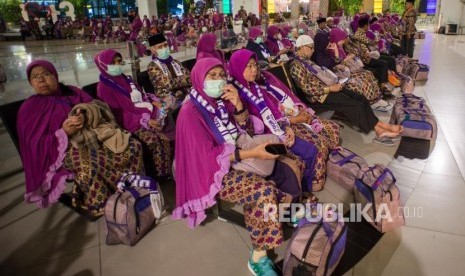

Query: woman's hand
[221,84,243,111]
[290,111,311,124]
[250,142,280,160]
[329,83,343,92]
[148,118,162,130]
[343,53,355,62]
[62,110,84,136]
[284,127,295,148]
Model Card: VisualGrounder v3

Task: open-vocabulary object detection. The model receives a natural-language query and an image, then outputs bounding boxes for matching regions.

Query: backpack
[105,174,165,246]
[354,165,405,233]
[326,148,369,192]
[283,214,347,276]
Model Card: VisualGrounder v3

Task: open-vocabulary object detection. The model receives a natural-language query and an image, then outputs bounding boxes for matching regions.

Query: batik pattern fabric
[289,58,330,103]
[147,59,191,99]
[218,169,287,250]
[64,138,144,216]
[345,69,382,103]
[291,119,340,191]
[134,127,172,177]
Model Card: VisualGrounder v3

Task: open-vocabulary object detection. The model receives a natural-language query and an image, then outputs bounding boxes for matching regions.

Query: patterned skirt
[64,138,144,216]
[291,119,340,191]
[346,70,382,104]
[135,128,172,177]
[219,169,288,250]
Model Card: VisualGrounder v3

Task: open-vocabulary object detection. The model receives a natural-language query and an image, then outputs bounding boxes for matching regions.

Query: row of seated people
[18,28,404,276]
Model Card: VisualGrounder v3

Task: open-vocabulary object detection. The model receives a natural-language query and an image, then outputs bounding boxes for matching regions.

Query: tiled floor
[1,31,465,276]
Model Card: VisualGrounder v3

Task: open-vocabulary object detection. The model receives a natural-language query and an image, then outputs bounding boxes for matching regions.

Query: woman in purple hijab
[173,57,299,276]
[265,25,292,61]
[229,49,322,193]
[18,60,143,215]
[196,33,226,64]
[95,49,172,177]
[312,28,383,104]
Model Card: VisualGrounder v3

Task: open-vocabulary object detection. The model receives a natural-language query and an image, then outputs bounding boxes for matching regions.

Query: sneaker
[248,252,278,276]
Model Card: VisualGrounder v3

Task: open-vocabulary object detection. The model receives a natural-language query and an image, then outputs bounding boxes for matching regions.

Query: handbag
[333,65,351,79]
[232,133,280,177]
[368,50,380,59]
[314,66,339,86]
[345,57,364,72]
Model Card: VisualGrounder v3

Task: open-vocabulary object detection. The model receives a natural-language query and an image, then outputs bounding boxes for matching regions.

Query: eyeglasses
[30,72,53,81]
[207,71,227,80]
[246,63,258,70]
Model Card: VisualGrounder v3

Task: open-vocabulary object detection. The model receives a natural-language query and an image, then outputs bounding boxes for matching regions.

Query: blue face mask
[299,28,305,35]
[254,36,263,44]
[156,47,170,60]
[204,79,226,98]
[287,33,293,38]
[107,65,124,76]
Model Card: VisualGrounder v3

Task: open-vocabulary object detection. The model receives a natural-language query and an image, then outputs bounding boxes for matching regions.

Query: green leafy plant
[339,0,363,15]
[0,0,22,23]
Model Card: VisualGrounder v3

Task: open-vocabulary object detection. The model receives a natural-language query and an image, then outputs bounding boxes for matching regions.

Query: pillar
[319,0,329,17]
[137,0,158,17]
[291,0,300,19]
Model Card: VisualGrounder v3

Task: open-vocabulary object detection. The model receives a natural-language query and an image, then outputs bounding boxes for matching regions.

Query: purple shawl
[94,49,154,133]
[172,58,235,228]
[229,49,283,131]
[19,60,93,207]
[132,17,143,31]
[196,33,225,63]
[312,32,337,69]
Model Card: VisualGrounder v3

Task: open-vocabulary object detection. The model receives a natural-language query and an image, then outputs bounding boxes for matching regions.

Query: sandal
[373,136,399,147]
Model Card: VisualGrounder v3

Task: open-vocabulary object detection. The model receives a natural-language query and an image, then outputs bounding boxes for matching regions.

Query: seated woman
[289,36,403,145]
[95,49,172,178]
[313,28,386,108]
[196,33,227,64]
[229,49,319,193]
[255,66,340,192]
[245,27,276,67]
[18,60,144,215]
[265,25,292,62]
[173,58,300,276]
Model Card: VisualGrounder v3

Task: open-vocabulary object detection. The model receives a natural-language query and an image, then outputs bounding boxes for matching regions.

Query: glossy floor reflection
[1,32,465,276]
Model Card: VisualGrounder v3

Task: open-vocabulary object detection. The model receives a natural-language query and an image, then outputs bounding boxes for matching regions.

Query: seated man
[147,33,191,108]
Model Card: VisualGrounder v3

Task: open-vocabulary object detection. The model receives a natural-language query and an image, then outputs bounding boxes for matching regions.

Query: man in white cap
[326,17,334,31]
[289,35,403,145]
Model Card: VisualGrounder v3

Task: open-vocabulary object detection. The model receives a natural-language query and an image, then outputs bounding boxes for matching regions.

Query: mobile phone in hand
[265,143,287,155]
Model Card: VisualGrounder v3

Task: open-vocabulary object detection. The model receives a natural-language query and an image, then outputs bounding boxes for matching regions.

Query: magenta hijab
[19,60,92,208]
[196,33,225,62]
[94,49,153,132]
[26,60,58,82]
[248,27,262,40]
[330,28,348,59]
[228,49,283,125]
[173,57,235,228]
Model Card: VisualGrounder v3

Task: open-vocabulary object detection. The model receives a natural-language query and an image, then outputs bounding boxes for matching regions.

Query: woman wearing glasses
[174,57,300,276]
[18,60,144,216]
[95,49,172,178]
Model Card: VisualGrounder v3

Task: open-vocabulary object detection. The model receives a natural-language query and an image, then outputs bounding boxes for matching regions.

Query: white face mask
[107,65,124,76]
[204,79,226,98]
[277,33,282,40]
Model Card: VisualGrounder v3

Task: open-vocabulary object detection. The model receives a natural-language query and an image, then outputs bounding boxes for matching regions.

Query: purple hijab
[330,28,348,60]
[196,33,225,63]
[94,49,155,133]
[19,60,93,208]
[172,58,235,228]
[229,49,283,130]
[312,32,337,69]
[248,27,262,40]
[265,25,281,55]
